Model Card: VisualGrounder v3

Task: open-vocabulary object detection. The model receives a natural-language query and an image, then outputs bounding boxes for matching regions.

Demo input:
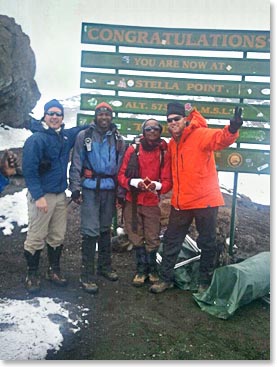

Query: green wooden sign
[80,94,270,123]
[81,23,270,52]
[81,51,270,77]
[80,71,270,100]
[76,114,269,174]
[77,114,270,145]
[215,148,270,174]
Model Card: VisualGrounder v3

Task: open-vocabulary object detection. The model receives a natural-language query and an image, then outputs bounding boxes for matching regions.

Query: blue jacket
[22,123,87,200]
[0,172,9,194]
[69,123,125,192]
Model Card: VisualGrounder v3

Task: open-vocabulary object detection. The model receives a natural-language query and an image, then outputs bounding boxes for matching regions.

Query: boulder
[0,15,40,128]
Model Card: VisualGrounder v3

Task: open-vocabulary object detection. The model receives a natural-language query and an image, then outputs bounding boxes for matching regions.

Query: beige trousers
[123,201,161,252]
[24,191,67,254]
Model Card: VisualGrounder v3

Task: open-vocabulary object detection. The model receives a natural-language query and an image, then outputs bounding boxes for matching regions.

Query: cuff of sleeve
[152,181,162,190]
[130,178,143,188]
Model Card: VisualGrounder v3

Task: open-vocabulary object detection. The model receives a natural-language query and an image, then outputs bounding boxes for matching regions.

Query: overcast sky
[0,0,271,104]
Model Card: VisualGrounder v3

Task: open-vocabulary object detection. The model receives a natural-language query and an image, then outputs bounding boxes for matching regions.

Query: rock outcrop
[0,15,40,128]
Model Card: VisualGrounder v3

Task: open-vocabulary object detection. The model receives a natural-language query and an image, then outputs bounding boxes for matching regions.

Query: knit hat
[44,99,64,115]
[95,102,113,118]
[166,102,185,117]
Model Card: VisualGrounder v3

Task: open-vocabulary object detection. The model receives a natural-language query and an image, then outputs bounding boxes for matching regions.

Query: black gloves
[71,190,81,203]
[125,151,139,178]
[229,107,243,134]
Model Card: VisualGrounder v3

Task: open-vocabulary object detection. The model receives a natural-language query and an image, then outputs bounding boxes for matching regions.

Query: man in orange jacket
[150,102,243,294]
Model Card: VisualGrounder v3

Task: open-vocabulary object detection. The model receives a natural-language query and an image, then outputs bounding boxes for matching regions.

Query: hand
[137,181,147,191]
[71,190,82,205]
[35,197,48,213]
[0,150,18,177]
[143,177,155,191]
[229,107,243,134]
[147,182,156,191]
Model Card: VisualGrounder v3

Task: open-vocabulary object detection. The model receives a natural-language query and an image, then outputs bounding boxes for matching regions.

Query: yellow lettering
[158,59,179,68]
[255,35,267,49]
[150,32,161,44]
[186,83,224,93]
[136,31,149,44]
[125,31,138,43]
[229,35,243,48]
[126,102,137,109]
[242,35,255,49]
[99,28,113,41]
[87,27,99,40]
[211,62,218,70]
[133,123,142,131]
[197,34,209,46]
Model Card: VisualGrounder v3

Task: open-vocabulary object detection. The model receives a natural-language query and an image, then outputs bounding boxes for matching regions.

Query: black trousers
[160,206,218,283]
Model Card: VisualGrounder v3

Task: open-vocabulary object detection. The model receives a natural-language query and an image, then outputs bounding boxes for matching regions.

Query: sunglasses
[46,111,63,117]
[144,126,161,132]
[167,115,183,123]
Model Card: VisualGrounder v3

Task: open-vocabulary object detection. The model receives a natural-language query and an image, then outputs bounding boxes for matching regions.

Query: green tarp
[158,236,201,291]
[192,252,270,319]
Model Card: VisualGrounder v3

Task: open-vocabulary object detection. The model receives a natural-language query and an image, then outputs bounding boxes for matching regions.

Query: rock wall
[0,15,40,128]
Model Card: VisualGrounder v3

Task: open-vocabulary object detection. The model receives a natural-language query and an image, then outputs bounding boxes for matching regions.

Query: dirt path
[0,173,270,360]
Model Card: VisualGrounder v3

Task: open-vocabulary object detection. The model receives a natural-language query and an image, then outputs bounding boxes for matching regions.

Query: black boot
[80,235,98,294]
[46,244,68,286]
[147,250,159,283]
[97,230,118,281]
[24,250,41,294]
[132,246,148,287]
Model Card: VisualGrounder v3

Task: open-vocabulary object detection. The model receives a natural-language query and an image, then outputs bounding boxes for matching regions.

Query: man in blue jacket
[22,99,87,294]
[69,102,125,294]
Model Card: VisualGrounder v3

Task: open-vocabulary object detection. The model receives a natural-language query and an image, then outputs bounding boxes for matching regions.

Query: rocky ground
[0,155,270,360]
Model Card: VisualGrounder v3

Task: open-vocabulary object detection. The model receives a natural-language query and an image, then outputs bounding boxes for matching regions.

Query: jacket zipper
[176,144,180,209]
[58,133,64,191]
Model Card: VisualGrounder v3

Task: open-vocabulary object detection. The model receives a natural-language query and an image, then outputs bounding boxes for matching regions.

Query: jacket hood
[179,109,208,142]
[30,120,65,134]
[90,121,119,136]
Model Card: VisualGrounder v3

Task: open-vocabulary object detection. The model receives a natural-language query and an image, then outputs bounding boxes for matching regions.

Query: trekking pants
[160,206,218,283]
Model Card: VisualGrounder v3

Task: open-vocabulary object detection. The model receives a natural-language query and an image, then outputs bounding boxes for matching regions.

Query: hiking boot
[149,280,174,294]
[149,273,159,284]
[98,269,119,281]
[132,273,148,287]
[80,275,99,294]
[25,272,41,294]
[46,244,67,286]
[46,267,68,287]
[24,250,41,294]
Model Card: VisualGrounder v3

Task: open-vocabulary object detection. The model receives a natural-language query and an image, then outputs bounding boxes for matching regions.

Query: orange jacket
[168,109,239,210]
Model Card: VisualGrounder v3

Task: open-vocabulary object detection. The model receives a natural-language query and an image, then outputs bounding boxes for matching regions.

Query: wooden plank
[81,23,270,52]
[214,148,270,174]
[80,71,270,100]
[77,114,270,144]
[81,51,270,76]
[80,94,270,122]
[76,113,270,174]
